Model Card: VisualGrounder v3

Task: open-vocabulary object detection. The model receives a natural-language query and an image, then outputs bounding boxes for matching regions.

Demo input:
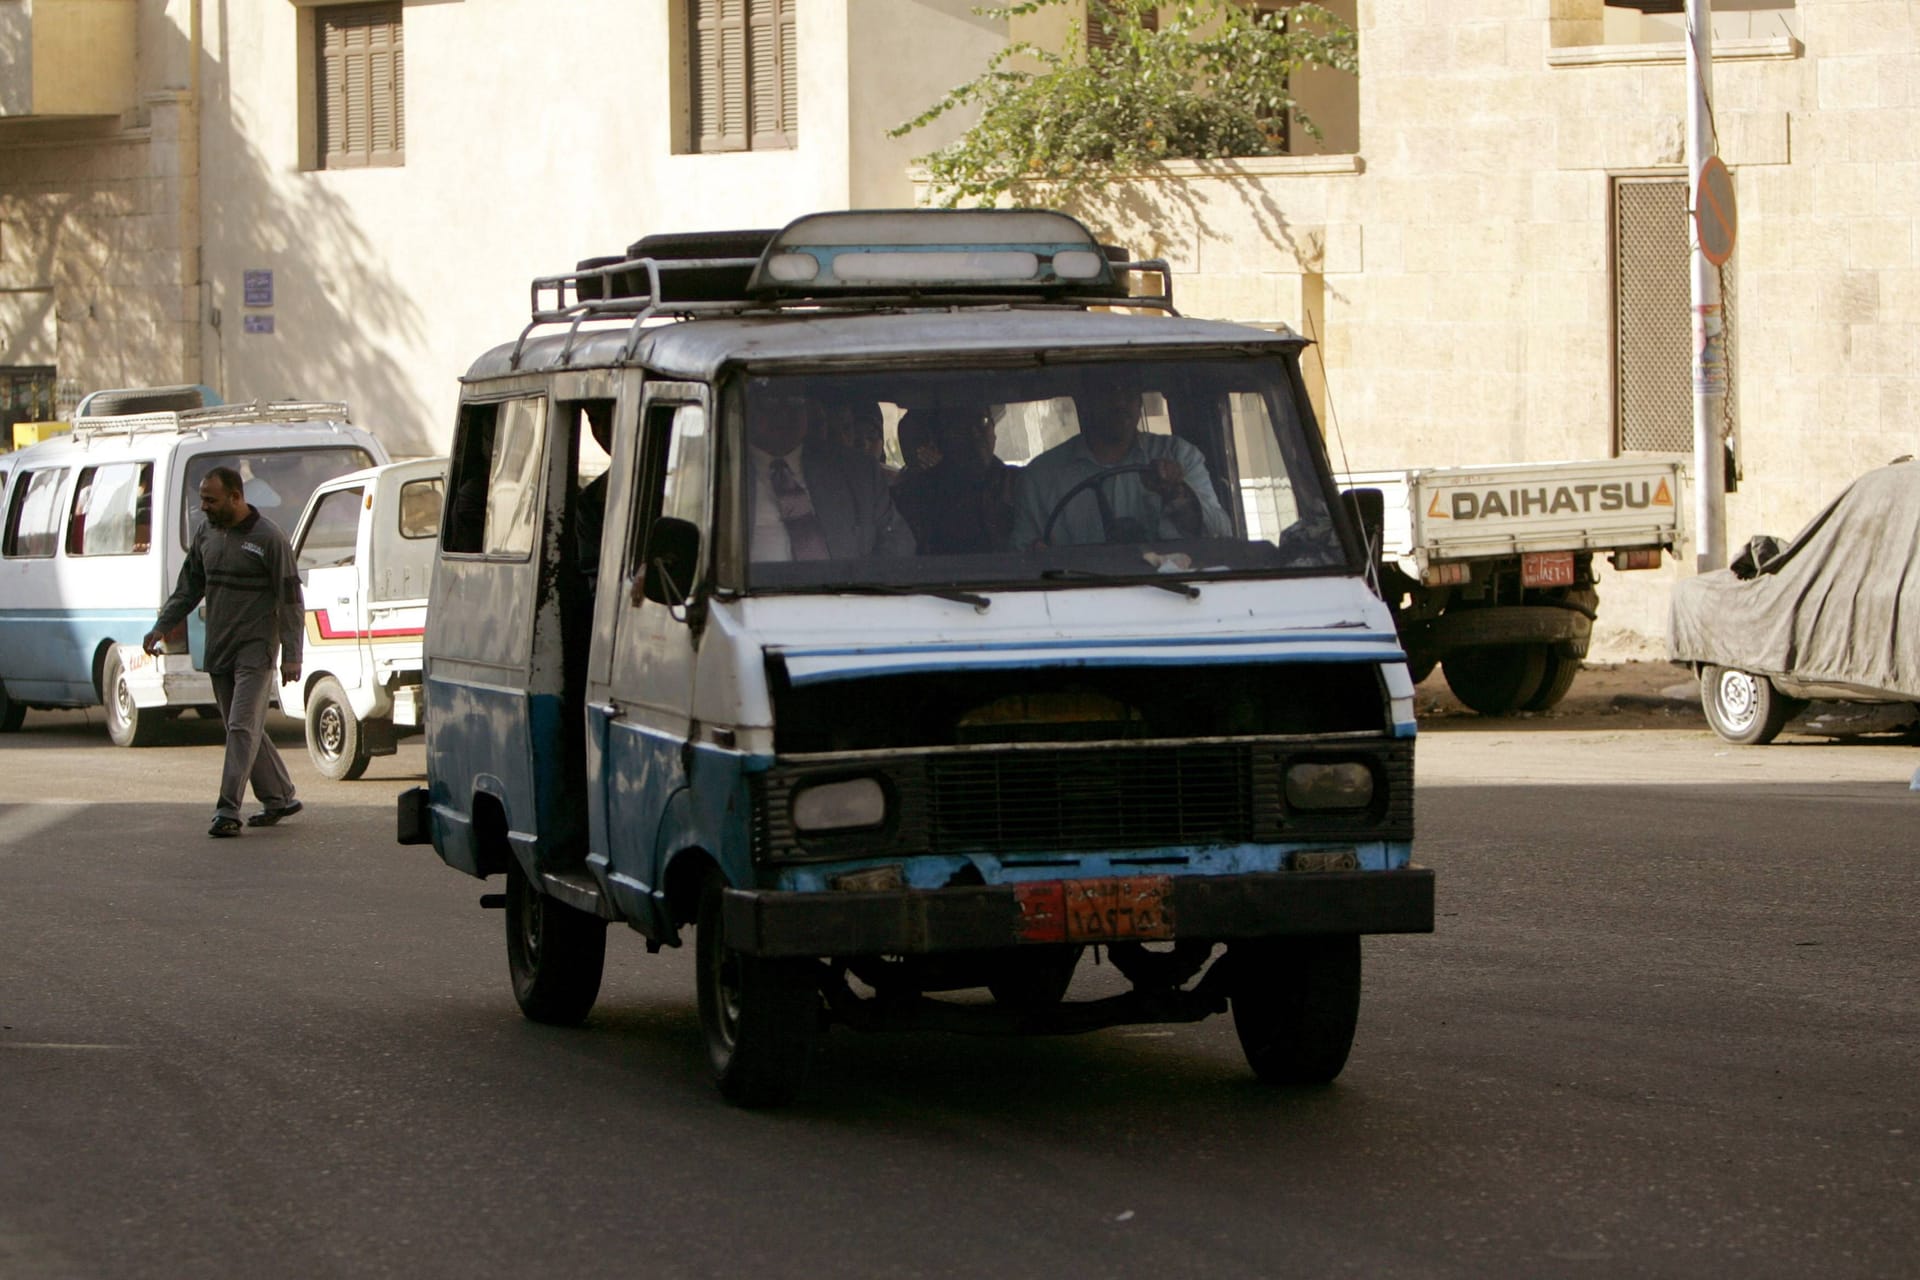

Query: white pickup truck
[1338,456,1689,714]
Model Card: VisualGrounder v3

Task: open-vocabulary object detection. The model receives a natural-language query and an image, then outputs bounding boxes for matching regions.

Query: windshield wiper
[1040,567,1200,599]
[806,583,992,610]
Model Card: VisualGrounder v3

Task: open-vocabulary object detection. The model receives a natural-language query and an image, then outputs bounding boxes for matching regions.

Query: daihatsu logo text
[1428,478,1673,521]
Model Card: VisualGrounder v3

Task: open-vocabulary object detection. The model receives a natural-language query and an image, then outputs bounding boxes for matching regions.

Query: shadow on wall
[192,5,434,457]
[1064,172,1337,305]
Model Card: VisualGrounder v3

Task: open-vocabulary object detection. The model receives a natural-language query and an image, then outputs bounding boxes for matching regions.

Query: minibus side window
[3,468,66,559]
[623,403,705,582]
[443,398,545,558]
[65,462,153,557]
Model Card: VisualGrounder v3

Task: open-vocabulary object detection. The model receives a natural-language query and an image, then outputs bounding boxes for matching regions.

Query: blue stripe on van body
[0,608,149,701]
[424,675,565,878]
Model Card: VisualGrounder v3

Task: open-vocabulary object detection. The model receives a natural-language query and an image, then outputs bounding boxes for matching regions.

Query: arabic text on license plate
[1522,551,1575,588]
[1016,876,1175,944]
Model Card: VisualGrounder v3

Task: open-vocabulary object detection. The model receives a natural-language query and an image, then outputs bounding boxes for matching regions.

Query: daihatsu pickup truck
[399,209,1433,1106]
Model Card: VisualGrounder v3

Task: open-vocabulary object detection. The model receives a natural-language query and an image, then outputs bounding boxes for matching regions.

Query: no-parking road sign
[1695,156,1737,266]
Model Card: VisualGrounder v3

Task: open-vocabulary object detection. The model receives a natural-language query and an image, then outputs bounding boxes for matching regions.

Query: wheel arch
[469,786,516,879]
[661,845,723,931]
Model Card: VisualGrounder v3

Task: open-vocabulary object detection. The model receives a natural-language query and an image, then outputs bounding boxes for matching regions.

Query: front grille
[753,737,1414,863]
[927,743,1252,851]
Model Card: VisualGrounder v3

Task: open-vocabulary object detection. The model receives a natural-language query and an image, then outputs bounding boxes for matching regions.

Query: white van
[278,456,445,779]
[0,400,388,742]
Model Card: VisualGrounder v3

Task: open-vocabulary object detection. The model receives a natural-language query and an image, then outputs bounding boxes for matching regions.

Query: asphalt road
[1,709,1914,1279]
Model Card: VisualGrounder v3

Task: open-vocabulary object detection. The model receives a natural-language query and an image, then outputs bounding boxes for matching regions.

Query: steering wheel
[1038,463,1157,547]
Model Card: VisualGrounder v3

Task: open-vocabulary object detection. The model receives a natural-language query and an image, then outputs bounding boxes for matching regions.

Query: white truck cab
[400,210,1433,1106]
[279,457,445,779]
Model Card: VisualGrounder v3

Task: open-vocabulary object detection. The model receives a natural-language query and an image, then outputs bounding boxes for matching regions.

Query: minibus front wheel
[697,873,818,1108]
[1228,933,1361,1086]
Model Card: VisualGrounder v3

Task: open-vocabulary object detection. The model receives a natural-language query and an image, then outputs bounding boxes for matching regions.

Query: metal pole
[1687,0,1727,571]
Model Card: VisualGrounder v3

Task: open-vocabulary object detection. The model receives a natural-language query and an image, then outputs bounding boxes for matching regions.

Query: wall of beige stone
[1024,0,1917,657]
[0,97,190,396]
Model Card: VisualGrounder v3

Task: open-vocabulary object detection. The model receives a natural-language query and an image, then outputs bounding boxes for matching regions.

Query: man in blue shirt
[1007,381,1231,549]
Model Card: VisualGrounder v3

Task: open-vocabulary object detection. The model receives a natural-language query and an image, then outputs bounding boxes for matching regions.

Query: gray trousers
[210,664,296,819]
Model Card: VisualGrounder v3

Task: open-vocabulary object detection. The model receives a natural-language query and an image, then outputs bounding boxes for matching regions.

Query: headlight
[791,777,887,832]
[1284,761,1375,811]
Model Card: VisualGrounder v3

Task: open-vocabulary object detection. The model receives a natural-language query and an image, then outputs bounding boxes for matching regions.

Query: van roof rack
[509,208,1178,370]
[68,400,353,442]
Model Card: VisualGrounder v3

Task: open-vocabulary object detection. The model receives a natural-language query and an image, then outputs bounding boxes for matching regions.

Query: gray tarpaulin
[1669,461,1920,699]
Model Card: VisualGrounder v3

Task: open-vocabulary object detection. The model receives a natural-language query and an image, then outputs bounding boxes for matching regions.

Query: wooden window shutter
[1087,3,1155,53]
[318,3,404,169]
[692,0,750,152]
[747,0,794,150]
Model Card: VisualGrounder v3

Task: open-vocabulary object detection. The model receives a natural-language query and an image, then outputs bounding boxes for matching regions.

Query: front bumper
[722,867,1434,958]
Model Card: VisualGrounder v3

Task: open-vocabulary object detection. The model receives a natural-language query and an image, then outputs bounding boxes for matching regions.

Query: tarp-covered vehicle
[1669,460,1920,744]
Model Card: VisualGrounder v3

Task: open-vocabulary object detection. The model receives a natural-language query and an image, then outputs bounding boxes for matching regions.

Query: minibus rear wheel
[697,872,817,1107]
[504,860,606,1025]
[102,651,163,748]
[1228,934,1361,1086]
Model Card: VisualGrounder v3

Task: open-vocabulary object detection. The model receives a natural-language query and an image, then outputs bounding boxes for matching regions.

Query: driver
[1006,382,1231,548]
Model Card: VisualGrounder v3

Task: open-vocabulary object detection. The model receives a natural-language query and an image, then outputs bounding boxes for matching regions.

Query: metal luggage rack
[70,400,353,442]
[510,245,1180,371]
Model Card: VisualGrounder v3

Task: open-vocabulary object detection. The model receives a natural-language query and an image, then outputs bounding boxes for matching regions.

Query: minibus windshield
[734,356,1349,593]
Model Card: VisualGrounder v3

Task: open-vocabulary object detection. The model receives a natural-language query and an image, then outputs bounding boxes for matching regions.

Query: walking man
[144,466,304,838]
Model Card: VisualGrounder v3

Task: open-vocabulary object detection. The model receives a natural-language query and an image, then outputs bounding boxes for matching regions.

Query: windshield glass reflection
[735,357,1348,592]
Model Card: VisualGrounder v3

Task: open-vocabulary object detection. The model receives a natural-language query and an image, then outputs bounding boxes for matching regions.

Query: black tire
[1520,647,1581,712]
[1700,664,1801,746]
[1229,934,1362,1086]
[987,946,1082,1011]
[697,872,817,1108]
[504,859,606,1026]
[1442,644,1549,716]
[305,677,371,781]
[0,679,24,733]
[102,650,164,747]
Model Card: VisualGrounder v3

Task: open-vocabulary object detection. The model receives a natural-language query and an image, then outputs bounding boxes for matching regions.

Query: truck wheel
[102,651,164,747]
[1229,934,1362,1086]
[697,872,817,1108]
[306,677,372,780]
[505,859,606,1025]
[1442,645,1548,716]
[1520,648,1580,712]
[1700,664,1802,746]
[987,946,1081,1011]
[0,679,24,733]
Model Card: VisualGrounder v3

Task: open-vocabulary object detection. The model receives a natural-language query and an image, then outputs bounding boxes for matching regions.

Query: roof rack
[68,400,353,443]
[508,209,1179,371]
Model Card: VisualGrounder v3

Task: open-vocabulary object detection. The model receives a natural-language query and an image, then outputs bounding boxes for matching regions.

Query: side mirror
[1342,487,1385,562]
[636,516,701,607]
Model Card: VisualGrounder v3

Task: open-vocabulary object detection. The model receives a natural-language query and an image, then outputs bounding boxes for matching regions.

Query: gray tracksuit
[154,508,303,821]
[156,510,303,674]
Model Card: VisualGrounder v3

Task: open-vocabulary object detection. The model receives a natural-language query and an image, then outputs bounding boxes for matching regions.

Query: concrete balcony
[0,0,138,119]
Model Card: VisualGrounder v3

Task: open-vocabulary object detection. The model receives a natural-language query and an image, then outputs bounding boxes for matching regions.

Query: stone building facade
[4,1,1917,651]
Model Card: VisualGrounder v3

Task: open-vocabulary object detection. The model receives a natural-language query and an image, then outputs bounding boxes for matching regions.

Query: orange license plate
[1521,551,1576,587]
[1016,876,1175,944]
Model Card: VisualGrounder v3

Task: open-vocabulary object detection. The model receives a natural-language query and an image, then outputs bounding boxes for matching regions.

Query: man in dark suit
[745,389,915,563]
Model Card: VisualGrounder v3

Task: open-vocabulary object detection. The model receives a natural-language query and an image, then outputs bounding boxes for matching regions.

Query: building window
[317,3,404,169]
[689,0,797,153]
[1087,2,1157,52]
[1612,176,1738,456]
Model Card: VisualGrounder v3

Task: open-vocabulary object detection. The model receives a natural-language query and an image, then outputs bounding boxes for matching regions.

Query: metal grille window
[318,3,404,169]
[690,0,797,153]
[1613,176,1738,454]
